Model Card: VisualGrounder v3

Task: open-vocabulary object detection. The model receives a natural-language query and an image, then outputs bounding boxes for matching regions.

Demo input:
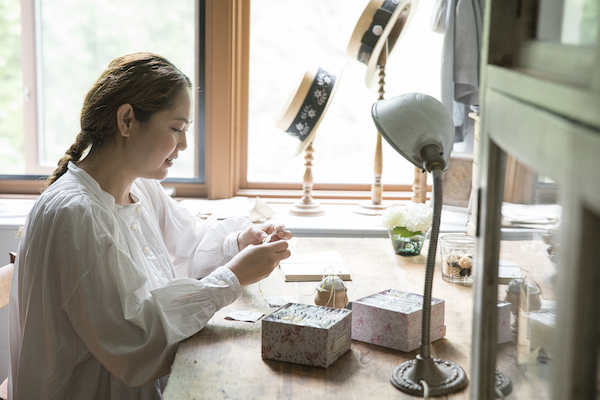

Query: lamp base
[494,369,512,397]
[390,355,468,397]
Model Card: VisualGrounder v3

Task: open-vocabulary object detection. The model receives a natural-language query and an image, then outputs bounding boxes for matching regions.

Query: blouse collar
[66,162,142,216]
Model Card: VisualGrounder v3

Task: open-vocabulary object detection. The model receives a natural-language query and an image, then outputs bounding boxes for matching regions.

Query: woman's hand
[225,240,291,286]
[237,223,292,251]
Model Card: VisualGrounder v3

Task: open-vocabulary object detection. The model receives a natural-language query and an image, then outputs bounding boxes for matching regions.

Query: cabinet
[471,0,600,398]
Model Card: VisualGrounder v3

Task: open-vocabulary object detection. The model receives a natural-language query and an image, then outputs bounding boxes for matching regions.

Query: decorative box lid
[354,289,443,314]
[263,302,351,329]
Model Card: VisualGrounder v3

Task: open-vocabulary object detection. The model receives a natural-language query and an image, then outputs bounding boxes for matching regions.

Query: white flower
[307,109,316,118]
[382,206,406,230]
[381,202,433,233]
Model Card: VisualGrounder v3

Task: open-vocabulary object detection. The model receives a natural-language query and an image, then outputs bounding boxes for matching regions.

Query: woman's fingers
[226,240,290,286]
[261,223,292,243]
[264,239,290,257]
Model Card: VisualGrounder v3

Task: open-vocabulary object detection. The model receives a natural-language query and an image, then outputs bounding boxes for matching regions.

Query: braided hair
[44,53,192,190]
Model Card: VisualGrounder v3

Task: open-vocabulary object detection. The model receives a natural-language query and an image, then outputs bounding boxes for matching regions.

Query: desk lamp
[371,93,468,396]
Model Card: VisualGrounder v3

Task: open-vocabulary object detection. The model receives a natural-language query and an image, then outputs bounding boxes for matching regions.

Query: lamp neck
[420,143,446,172]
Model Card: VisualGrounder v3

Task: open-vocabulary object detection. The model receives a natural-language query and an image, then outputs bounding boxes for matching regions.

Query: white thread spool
[314,275,349,309]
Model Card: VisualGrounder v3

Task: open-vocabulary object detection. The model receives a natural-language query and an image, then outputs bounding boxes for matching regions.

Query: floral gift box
[261,303,352,368]
[351,289,446,352]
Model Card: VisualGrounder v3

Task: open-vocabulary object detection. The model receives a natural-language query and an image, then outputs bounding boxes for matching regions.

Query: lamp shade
[371,93,454,171]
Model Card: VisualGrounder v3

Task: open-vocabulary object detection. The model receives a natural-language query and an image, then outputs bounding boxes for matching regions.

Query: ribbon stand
[356,40,389,215]
[355,39,429,213]
[412,167,428,203]
[289,139,325,216]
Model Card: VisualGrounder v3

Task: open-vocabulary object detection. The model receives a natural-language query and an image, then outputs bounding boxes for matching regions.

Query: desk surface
[163,237,554,399]
[163,237,476,399]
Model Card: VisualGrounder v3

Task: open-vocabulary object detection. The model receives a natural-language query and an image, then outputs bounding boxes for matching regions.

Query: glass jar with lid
[439,234,475,285]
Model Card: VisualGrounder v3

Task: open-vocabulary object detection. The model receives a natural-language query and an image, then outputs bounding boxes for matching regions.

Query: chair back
[0,253,15,310]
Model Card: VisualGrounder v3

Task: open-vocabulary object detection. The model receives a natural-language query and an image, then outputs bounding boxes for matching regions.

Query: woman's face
[127,88,193,181]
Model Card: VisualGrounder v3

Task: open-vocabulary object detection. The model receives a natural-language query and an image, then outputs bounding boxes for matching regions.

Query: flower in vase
[382,202,433,237]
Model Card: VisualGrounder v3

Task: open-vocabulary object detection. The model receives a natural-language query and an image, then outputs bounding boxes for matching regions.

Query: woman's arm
[59,221,244,387]
[136,179,253,278]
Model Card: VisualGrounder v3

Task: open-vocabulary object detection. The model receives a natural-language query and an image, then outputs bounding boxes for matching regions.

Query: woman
[8,53,291,399]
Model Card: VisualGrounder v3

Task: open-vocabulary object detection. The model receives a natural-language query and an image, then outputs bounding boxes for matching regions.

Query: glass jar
[388,229,426,256]
[440,233,475,285]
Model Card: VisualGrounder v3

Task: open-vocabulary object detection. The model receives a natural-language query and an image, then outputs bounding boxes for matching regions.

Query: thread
[420,380,430,399]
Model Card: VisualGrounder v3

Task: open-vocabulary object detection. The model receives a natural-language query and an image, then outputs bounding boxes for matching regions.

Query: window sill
[0,197,553,241]
[0,197,468,238]
[178,198,469,238]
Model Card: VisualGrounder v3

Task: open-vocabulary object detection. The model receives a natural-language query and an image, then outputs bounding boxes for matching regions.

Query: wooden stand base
[289,200,325,216]
[353,200,389,216]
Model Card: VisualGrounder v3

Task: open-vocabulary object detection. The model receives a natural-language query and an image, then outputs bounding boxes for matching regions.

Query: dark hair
[44,52,192,190]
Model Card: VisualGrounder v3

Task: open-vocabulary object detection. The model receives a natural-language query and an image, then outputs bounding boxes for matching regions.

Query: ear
[116,104,135,137]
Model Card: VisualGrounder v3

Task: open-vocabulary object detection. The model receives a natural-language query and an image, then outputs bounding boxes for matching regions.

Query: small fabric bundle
[314,274,349,309]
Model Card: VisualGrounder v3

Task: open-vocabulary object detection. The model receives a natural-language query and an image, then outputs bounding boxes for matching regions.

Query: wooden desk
[163,237,475,399]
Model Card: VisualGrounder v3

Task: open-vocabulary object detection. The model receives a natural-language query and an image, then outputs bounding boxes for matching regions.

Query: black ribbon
[358,0,400,65]
[285,68,336,142]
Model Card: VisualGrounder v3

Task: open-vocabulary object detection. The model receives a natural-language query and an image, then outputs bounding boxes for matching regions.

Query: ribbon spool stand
[412,166,428,203]
[289,139,325,216]
[355,41,390,215]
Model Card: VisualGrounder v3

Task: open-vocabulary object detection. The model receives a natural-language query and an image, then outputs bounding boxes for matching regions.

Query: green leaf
[392,226,422,238]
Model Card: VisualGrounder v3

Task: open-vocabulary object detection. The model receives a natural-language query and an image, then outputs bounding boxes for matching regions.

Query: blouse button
[136,206,142,213]
[218,280,226,286]
[131,223,137,231]
[143,246,150,254]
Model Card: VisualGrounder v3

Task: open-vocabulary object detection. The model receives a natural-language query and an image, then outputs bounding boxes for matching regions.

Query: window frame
[0,0,423,201]
[228,0,417,201]
[0,0,208,196]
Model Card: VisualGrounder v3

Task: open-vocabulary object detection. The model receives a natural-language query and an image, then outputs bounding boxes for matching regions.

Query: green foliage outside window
[0,0,24,175]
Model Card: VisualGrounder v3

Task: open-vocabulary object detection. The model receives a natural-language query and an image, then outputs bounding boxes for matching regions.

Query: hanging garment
[440,0,485,149]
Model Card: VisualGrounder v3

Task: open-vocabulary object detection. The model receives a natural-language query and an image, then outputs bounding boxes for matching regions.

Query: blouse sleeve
[59,202,242,387]
[136,179,253,279]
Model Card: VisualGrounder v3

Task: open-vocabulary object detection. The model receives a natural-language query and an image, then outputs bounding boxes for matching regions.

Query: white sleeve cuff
[223,231,241,258]
[203,266,243,304]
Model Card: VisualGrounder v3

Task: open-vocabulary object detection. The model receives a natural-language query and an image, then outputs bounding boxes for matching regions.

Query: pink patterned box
[261,303,352,368]
[351,289,446,352]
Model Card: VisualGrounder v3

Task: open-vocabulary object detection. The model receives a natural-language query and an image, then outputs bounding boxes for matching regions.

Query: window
[2,0,441,200]
[245,0,442,191]
[0,0,23,175]
[537,0,599,45]
[0,0,203,190]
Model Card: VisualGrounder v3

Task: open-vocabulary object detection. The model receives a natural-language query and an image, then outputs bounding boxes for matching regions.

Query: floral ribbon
[285,67,336,141]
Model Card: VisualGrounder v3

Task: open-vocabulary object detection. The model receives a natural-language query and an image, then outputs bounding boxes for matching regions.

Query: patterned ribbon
[358,0,401,65]
[285,67,336,141]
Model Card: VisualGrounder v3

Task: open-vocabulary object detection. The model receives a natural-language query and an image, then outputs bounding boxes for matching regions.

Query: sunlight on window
[247,0,443,185]
[37,0,197,178]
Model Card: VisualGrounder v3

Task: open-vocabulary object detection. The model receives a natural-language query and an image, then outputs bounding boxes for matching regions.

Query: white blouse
[8,162,252,400]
